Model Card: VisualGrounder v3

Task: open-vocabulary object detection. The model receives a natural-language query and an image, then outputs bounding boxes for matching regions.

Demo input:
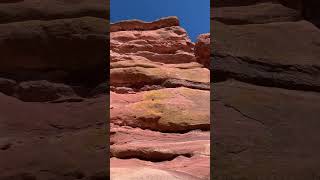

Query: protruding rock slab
[111,125,209,161]
[110,16,179,32]
[111,25,194,54]
[110,66,209,87]
[111,87,210,132]
[16,80,77,102]
[0,17,108,75]
[213,20,320,65]
[212,20,320,91]
[213,2,301,25]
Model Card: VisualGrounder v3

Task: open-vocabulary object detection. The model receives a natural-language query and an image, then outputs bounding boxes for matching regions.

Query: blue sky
[110,0,210,42]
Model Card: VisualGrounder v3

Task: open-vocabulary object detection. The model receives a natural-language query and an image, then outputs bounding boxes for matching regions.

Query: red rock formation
[212,0,320,178]
[110,17,210,179]
[195,33,210,68]
[110,16,180,32]
[0,1,109,179]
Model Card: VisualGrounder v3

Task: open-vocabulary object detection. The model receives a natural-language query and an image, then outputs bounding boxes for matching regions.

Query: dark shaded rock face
[0,0,109,179]
[301,0,320,26]
[0,17,108,86]
[279,0,320,26]
[214,0,275,7]
[212,0,320,179]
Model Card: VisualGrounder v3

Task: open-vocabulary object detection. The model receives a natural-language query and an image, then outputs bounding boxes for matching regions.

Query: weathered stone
[213,2,301,25]
[110,16,179,32]
[0,17,108,83]
[213,80,320,178]
[195,33,210,68]
[0,0,108,23]
[111,88,210,132]
[16,80,77,102]
[0,78,16,95]
[212,20,320,91]
[109,16,209,179]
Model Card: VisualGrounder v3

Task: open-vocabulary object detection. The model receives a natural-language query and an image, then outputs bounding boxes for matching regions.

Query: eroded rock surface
[0,0,109,179]
[212,0,320,179]
[110,17,210,179]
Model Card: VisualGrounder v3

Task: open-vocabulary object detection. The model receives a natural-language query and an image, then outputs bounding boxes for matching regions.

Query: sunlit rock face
[195,33,210,68]
[110,16,210,180]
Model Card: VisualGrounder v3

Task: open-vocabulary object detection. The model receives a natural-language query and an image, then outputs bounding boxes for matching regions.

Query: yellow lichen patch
[131,101,164,118]
[143,89,176,100]
[159,105,208,126]
[129,88,210,131]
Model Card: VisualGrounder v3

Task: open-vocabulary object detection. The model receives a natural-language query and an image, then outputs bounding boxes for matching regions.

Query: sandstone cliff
[110,16,211,180]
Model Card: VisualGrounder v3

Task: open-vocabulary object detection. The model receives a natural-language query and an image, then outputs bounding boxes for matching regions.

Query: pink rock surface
[110,87,210,132]
[111,125,210,159]
[110,16,210,179]
[110,157,209,180]
[111,26,194,54]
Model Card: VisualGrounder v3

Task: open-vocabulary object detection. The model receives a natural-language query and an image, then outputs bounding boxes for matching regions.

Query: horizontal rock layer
[0,0,108,24]
[110,16,179,32]
[213,2,301,25]
[212,20,320,91]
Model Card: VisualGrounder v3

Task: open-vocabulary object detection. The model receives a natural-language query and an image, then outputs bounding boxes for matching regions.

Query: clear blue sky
[110,0,210,42]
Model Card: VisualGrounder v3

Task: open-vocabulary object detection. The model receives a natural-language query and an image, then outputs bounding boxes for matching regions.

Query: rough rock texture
[0,0,109,179]
[195,33,210,68]
[213,2,301,25]
[110,17,210,179]
[110,16,179,32]
[212,0,320,179]
[0,17,108,86]
[0,0,107,23]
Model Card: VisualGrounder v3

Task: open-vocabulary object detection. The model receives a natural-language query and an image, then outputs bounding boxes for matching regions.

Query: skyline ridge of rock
[110,16,180,32]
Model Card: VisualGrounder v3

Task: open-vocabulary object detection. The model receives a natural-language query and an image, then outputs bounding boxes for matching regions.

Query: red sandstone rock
[110,17,209,89]
[110,16,210,179]
[111,26,194,54]
[110,157,209,180]
[110,125,209,160]
[195,33,210,68]
[110,87,210,132]
[110,16,180,32]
